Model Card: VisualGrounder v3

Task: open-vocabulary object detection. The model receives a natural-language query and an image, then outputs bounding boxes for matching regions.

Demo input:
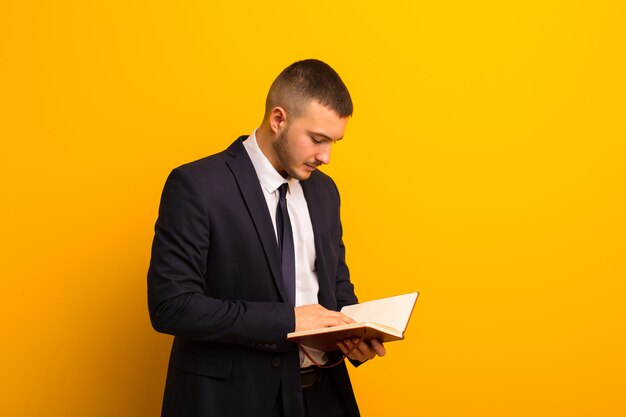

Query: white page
[341,292,418,332]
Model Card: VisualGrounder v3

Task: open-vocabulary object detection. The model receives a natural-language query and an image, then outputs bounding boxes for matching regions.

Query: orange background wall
[1,1,624,416]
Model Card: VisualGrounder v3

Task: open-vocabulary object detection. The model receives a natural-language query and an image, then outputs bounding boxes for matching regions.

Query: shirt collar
[243,130,296,194]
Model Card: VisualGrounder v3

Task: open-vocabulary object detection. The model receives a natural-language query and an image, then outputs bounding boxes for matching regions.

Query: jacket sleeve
[330,179,359,311]
[147,167,295,351]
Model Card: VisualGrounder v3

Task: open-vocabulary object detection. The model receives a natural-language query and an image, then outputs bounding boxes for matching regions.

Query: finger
[352,338,376,360]
[341,314,356,324]
[337,341,349,355]
[323,313,355,327]
[344,339,366,361]
[324,311,355,324]
[323,317,352,327]
[369,339,386,357]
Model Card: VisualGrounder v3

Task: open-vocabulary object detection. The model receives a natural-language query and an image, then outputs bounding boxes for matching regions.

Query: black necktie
[276,183,296,305]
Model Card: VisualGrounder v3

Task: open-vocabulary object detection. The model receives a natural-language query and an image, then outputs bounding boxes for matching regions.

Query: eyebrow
[308,130,344,142]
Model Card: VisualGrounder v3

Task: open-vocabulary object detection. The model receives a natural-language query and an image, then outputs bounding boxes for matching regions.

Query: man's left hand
[336,338,386,362]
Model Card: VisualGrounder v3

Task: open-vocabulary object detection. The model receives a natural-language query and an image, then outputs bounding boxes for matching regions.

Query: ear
[269,107,287,133]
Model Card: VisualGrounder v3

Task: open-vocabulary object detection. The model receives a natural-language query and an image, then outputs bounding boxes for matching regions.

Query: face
[271,100,349,180]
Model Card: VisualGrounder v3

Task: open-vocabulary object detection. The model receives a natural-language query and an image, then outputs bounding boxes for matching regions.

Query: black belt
[300,366,324,388]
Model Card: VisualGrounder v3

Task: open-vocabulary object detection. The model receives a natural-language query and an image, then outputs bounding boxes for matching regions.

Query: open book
[287,292,419,352]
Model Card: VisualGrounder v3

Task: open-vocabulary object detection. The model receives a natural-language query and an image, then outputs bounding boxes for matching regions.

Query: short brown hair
[265,59,353,119]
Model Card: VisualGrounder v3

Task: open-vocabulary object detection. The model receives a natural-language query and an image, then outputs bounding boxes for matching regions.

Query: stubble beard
[273,127,310,181]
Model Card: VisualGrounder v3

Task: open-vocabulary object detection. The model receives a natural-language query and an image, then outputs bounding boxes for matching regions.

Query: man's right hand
[294,304,354,332]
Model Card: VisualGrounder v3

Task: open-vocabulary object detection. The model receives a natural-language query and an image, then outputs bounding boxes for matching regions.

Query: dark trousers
[273,368,351,417]
[302,367,350,417]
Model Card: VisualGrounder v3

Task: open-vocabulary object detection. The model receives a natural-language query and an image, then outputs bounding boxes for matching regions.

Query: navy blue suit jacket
[148,137,360,417]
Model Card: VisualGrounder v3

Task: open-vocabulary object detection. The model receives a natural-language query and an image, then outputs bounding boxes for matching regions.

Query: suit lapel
[301,176,336,309]
[225,137,288,303]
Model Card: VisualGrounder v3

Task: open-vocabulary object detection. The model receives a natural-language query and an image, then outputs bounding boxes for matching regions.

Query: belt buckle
[300,367,320,388]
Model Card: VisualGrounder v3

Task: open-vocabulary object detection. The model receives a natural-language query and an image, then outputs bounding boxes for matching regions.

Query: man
[148,59,385,417]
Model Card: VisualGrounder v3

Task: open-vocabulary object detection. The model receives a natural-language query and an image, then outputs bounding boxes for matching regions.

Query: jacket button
[263,343,270,350]
[271,357,281,368]
[270,343,277,350]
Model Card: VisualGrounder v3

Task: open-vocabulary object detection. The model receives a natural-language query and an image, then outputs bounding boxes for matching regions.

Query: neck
[255,124,286,177]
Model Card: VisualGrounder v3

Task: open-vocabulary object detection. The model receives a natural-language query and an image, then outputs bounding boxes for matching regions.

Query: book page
[340,292,418,332]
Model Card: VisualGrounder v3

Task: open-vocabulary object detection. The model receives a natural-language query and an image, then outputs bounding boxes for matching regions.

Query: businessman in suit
[148,59,385,417]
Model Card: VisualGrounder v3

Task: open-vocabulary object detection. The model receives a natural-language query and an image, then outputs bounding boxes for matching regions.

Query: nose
[315,142,332,165]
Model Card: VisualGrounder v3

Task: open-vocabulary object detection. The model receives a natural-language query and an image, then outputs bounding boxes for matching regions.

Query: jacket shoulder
[169,136,248,180]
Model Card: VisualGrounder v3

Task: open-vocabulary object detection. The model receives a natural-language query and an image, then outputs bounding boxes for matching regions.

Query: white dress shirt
[243,131,327,366]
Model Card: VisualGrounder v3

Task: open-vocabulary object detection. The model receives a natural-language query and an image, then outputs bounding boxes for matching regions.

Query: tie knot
[278,183,289,199]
